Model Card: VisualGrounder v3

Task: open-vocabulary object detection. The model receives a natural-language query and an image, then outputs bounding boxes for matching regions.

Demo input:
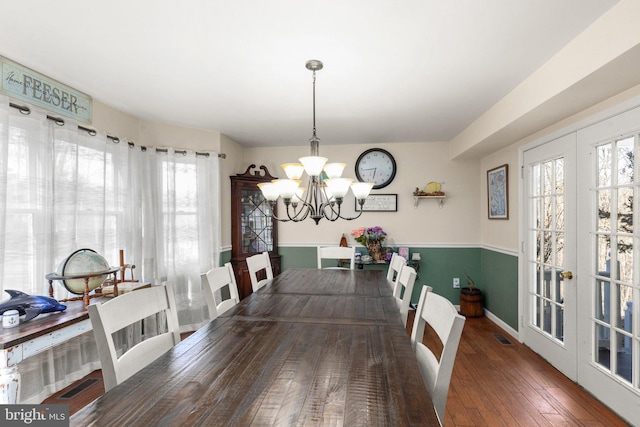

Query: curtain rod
[8,101,227,159]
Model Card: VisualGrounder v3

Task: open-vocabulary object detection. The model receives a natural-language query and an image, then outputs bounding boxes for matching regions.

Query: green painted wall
[225,246,519,331]
[220,250,232,265]
[480,248,519,329]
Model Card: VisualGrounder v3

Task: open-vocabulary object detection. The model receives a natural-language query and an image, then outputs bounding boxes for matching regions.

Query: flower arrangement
[352,226,387,261]
[351,226,387,246]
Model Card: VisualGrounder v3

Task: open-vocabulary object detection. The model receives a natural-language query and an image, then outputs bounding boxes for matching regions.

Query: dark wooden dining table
[71,268,439,426]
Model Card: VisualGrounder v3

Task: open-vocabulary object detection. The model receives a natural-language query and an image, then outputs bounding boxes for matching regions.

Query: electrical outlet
[453,278,460,288]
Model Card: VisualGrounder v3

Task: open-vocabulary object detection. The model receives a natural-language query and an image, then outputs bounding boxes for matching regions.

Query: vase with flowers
[351,226,387,261]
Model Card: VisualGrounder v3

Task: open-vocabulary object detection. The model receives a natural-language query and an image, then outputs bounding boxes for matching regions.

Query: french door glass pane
[530,157,565,343]
[592,137,637,389]
[597,190,612,232]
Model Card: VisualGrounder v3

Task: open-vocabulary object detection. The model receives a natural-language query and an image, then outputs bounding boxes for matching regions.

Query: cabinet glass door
[241,188,273,255]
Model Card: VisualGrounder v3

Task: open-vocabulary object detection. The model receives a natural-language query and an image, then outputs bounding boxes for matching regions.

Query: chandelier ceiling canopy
[258,60,374,225]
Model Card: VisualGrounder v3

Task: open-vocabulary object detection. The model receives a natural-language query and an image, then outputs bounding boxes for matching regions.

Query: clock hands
[361,167,377,180]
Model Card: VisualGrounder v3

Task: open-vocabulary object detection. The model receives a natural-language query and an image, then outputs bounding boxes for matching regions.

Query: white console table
[0,299,93,404]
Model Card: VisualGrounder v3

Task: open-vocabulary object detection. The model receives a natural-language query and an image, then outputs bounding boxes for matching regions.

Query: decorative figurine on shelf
[0,290,67,322]
[413,181,445,196]
[385,248,394,262]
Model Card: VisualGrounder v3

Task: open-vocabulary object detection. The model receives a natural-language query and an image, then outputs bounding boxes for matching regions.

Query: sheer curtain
[134,147,221,331]
[0,96,221,402]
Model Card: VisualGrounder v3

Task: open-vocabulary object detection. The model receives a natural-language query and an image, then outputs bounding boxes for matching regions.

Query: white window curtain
[0,96,221,402]
[134,147,221,331]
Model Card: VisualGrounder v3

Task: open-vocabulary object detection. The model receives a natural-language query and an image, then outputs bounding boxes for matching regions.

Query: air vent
[493,333,513,345]
[58,378,101,399]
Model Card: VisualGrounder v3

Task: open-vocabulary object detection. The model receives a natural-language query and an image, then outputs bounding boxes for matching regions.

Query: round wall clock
[355,148,396,189]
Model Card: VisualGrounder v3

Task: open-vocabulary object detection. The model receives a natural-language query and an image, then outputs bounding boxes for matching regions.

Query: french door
[575,106,640,423]
[522,133,577,380]
[523,105,640,424]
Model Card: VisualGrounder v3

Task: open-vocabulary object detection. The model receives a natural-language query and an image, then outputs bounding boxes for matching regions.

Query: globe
[57,249,112,294]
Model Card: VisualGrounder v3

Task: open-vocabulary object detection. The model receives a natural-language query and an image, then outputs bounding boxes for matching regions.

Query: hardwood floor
[45,317,629,425]
[408,314,630,427]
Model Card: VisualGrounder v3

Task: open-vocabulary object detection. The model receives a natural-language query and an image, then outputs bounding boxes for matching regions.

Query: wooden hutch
[230,165,281,299]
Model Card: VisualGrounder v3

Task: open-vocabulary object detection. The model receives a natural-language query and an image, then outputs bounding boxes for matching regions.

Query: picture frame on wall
[355,194,398,212]
[487,164,509,219]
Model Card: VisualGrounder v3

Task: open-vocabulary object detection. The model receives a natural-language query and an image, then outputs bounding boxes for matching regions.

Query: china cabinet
[230,165,280,299]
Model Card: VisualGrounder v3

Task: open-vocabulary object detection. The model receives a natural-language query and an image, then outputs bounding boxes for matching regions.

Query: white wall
[244,142,480,247]
[480,83,640,253]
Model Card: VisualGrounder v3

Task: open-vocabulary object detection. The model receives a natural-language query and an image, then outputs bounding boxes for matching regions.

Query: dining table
[71,268,439,426]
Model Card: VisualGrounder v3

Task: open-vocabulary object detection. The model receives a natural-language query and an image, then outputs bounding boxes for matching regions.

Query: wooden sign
[355,194,398,212]
[1,56,92,123]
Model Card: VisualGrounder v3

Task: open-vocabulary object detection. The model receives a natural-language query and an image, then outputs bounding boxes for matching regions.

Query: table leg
[0,366,20,404]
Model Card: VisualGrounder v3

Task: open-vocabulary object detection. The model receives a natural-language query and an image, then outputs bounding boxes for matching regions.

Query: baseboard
[484,308,520,341]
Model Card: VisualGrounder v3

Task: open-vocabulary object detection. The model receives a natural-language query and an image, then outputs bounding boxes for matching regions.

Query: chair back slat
[317,246,356,270]
[410,286,465,424]
[246,252,273,291]
[88,282,180,392]
[201,262,240,319]
[386,252,407,289]
[392,265,417,326]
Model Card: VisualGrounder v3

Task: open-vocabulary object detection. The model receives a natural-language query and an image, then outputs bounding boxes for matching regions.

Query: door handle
[559,271,573,280]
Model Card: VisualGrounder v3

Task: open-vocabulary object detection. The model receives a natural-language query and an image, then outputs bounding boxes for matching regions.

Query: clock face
[355,148,396,189]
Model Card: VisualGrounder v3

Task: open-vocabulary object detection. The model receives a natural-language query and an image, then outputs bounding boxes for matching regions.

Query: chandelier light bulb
[257,182,280,201]
[281,163,305,180]
[299,156,328,177]
[323,163,346,179]
[324,178,353,198]
[350,182,374,200]
[272,179,301,199]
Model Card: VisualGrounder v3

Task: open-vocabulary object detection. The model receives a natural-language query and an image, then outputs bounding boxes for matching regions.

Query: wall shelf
[413,195,445,208]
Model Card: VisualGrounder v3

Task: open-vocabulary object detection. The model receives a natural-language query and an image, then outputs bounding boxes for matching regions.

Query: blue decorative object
[0,290,67,322]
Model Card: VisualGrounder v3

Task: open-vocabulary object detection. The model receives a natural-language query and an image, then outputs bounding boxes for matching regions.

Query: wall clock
[355,148,396,189]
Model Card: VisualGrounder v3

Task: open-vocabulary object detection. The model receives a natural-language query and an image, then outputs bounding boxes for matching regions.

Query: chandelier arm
[258,200,294,222]
[319,200,365,221]
[286,201,311,222]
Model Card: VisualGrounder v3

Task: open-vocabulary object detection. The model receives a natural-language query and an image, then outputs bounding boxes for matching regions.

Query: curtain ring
[9,102,30,115]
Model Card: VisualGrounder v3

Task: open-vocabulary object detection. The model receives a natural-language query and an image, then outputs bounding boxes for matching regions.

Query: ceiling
[0,1,624,152]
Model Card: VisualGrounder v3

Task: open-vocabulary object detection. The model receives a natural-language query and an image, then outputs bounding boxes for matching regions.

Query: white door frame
[518,93,640,425]
[518,92,640,345]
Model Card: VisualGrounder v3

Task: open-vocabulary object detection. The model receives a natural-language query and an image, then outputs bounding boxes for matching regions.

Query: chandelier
[257,60,374,225]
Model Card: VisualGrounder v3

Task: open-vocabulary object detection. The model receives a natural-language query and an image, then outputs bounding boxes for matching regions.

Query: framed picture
[487,164,509,219]
[355,194,398,212]
[399,247,409,260]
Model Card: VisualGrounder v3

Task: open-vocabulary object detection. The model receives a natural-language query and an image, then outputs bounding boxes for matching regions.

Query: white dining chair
[87,281,181,392]
[201,262,240,319]
[387,252,407,290]
[392,265,417,327]
[246,251,273,292]
[317,246,356,269]
[411,286,466,425]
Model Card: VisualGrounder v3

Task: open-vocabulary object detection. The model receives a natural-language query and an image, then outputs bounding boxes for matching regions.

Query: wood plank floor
[44,317,629,425]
